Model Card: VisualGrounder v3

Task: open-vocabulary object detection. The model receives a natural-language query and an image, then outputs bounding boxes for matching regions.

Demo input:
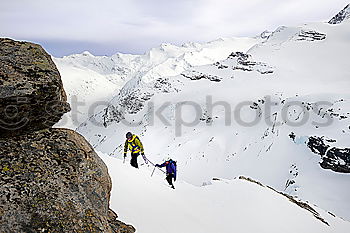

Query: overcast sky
[1,0,348,57]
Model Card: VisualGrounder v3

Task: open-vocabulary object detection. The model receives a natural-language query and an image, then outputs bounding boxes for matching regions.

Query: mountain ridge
[329,4,350,24]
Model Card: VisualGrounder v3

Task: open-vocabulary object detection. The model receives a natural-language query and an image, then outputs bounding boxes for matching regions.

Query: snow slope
[53,57,119,129]
[74,18,350,222]
[100,152,350,233]
[52,6,350,229]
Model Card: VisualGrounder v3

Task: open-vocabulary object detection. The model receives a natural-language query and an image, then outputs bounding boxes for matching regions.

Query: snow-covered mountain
[54,37,260,129]
[54,5,350,232]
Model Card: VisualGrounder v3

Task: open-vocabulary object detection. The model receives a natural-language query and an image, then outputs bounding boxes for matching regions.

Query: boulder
[0,38,70,137]
[0,38,135,233]
[0,128,135,233]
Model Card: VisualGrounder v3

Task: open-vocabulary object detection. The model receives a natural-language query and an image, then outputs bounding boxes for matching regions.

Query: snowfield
[55,9,350,232]
[100,152,350,233]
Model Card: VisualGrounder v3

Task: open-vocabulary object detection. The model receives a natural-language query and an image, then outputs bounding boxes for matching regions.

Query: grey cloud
[128,0,197,22]
[1,0,349,57]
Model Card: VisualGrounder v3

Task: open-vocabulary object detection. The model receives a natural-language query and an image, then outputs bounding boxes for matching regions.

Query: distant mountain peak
[81,51,93,56]
[329,4,350,24]
[255,30,273,39]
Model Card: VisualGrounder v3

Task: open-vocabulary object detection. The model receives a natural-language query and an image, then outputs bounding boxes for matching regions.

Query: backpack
[169,159,177,172]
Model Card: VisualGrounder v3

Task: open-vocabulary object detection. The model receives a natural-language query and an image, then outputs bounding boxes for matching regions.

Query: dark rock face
[320,147,350,173]
[181,70,222,82]
[228,52,274,74]
[0,38,70,137]
[307,136,350,173]
[307,136,329,156]
[297,30,326,41]
[0,129,134,233]
[329,4,350,24]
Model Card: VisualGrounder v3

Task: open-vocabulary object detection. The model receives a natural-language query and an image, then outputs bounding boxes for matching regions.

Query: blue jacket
[157,160,177,179]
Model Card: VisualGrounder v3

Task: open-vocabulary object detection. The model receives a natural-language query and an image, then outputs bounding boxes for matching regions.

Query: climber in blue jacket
[156,159,177,189]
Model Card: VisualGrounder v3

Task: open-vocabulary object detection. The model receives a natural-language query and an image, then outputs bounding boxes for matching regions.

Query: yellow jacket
[124,135,144,155]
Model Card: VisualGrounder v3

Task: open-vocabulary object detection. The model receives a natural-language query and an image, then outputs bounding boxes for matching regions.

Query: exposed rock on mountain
[181,71,222,82]
[297,30,326,41]
[307,136,350,173]
[329,4,350,24]
[322,147,350,173]
[307,136,330,156]
[258,30,272,39]
[87,76,182,129]
[180,51,274,83]
[0,38,134,233]
[229,52,274,74]
[0,38,70,137]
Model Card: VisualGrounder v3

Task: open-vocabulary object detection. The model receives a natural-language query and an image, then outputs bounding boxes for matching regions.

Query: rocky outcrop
[296,30,326,41]
[0,129,134,233]
[258,30,272,40]
[0,38,135,233]
[289,133,350,173]
[181,51,274,83]
[307,136,330,156]
[181,70,222,82]
[0,38,70,137]
[319,147,350,173]
[307,136,350,173]
[228,52,274,74]
[329,4,350,24]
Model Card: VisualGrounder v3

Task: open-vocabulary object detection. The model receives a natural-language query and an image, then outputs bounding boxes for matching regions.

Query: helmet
[126,132,132,139]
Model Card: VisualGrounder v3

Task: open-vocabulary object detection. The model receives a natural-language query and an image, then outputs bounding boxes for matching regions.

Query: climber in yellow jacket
[124,132,147,168]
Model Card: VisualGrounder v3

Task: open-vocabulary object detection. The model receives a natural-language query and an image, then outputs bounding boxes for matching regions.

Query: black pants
[130,153,139,168]
[166,173,175,189]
